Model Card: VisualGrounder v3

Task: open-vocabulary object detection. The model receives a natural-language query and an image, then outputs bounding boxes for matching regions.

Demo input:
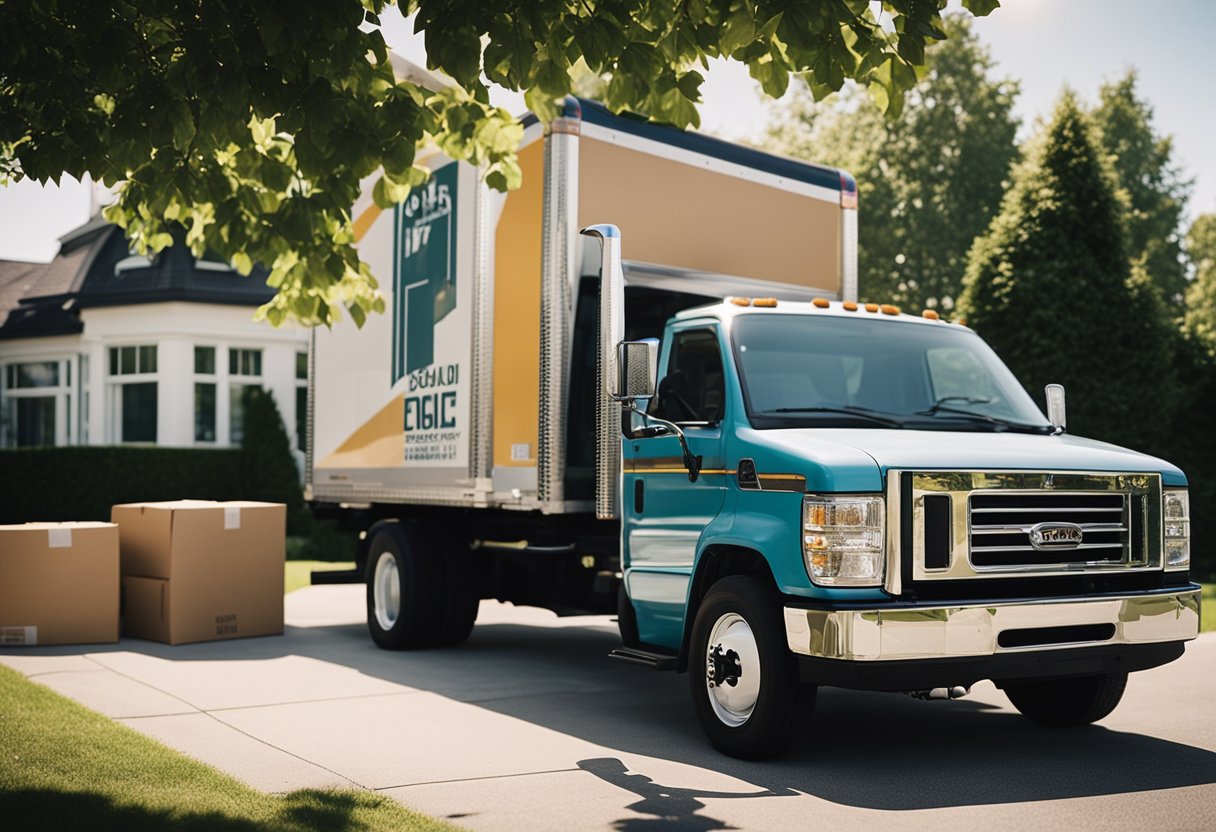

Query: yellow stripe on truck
[352,204,382,243]
[492,139,545,468]
[317,395,405,470]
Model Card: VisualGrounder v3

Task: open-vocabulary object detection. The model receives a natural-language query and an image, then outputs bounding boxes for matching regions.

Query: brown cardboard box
[111,501,285,645]
[0,522,119,645]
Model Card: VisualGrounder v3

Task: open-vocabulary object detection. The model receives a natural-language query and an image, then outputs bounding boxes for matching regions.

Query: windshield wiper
[915,402,1045,433]
[764,405,905,428]
[921,396,993,415]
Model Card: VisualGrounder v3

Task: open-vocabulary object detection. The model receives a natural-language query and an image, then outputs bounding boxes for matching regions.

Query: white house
[0,216,309,456]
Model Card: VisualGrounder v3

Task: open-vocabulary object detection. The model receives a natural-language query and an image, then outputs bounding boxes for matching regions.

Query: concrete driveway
[3,585,1215,831]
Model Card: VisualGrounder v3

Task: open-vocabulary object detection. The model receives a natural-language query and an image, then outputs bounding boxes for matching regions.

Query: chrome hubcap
[705,612,760,727]
[372,552,401,630]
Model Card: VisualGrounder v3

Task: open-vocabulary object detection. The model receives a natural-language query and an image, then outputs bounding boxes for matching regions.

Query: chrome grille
[969,492,1127,568]
[904,471,1162,584]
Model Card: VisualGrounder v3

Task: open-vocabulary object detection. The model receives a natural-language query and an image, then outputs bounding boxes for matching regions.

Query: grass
[285,560,356,595]
[0,665,457,832]
[1203,583,1215,633]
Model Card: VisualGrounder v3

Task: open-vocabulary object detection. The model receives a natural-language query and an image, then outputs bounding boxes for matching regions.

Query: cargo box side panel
[312,159,478,504]
[578,129,843,297]
[490,138,545,498]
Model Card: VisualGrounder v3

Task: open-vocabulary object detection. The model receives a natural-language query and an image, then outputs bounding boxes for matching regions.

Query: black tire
[1002,672,1128,726]
[365,522,477,649]
[688,575,815,760]
[435,535,479,646]
[617,583,640,647]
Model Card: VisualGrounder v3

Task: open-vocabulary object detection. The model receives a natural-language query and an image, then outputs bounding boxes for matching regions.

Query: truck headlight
[1164,489,1190,571]
[803,495,885,586]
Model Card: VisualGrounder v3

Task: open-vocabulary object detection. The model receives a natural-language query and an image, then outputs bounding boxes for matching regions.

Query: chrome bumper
[784,589,1201,661]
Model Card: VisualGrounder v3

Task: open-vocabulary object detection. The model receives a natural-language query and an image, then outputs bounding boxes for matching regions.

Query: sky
[1,0,1213,263]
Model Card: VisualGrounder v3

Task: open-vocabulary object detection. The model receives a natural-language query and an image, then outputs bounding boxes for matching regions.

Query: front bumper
[784,587,1201,662]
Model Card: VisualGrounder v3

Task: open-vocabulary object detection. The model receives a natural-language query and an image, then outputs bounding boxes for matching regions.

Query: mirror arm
[624,402,702,482]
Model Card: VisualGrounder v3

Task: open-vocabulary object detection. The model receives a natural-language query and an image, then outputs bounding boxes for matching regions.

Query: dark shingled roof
[0,218,274,340]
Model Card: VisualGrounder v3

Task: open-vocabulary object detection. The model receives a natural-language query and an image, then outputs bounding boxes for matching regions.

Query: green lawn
[285,560,357,594]
[0,664,457,831]
[1203,583,1215,633]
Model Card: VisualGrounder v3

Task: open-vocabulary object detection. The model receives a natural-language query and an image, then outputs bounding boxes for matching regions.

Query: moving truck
[308,96,1200,759]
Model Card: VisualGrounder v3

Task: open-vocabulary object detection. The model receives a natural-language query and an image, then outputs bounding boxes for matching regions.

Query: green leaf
[962,0,1001,15]
[573,16,619,71]
[232,251,253,275]
[676,70,705,102]
[720,7,756,55]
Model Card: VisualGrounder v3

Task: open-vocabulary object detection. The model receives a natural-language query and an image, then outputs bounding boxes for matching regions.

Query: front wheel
[688,575,815,759]
[1001,672,1128,726]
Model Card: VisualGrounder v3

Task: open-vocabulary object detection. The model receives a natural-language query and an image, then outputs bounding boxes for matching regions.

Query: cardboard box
[0,521,120,646]
[111,501,285,645]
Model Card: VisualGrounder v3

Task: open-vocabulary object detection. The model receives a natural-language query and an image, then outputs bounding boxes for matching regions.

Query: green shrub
[0,447,245,524]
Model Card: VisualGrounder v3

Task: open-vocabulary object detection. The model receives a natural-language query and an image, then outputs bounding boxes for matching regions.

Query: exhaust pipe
[906,686,970,701]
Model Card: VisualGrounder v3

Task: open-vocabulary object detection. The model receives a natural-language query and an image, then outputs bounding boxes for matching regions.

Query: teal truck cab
[309,95,1199,760]
[602,248,1199,758]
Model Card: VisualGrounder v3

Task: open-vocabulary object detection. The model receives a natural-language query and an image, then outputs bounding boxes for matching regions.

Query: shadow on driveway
[10,606,1216,813]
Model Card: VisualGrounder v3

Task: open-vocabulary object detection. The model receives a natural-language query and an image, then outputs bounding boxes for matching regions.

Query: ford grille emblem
[1028,522,1084,550]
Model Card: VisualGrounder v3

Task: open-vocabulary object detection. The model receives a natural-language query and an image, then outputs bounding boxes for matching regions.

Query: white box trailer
[309,98,856,517]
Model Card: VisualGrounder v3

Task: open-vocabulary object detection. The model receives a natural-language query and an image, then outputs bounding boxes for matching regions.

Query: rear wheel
[365,522,477,649]
[688,575,815,759]
[1002,672,1128,726]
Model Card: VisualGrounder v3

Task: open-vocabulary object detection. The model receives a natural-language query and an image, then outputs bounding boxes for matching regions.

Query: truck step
[310,568,364,585]
[609,647,677,671]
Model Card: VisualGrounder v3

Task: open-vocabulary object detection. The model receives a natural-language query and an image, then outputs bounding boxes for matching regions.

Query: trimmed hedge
[0,388,305,529]
[0,446,247,525]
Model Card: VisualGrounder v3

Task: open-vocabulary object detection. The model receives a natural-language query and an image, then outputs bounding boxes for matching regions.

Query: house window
[295,351,308,452]
[1,359,73,447]
[228,348,263,445]
[194,346,217,442]
[108,345,158,443]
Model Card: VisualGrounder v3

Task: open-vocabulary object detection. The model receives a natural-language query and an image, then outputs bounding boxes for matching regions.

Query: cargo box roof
[522,97,848,194]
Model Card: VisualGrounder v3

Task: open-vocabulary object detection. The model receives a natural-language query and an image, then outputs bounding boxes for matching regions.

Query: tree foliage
[0,0,998,327]
[1185,213,1216,349]
[958,92,1175,451]
[761,15,1018,312]
[1090,71,1191,306]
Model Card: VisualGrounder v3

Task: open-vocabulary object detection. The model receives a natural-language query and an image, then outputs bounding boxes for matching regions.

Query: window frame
[106,344,159,445]
[0,357,76,448]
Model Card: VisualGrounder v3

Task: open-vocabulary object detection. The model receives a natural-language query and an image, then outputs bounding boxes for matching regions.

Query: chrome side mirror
[1045,383,1066,433]
[616,339,658,401]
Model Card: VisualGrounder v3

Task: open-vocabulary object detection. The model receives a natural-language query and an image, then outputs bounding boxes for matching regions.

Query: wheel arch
[676,543,780,673]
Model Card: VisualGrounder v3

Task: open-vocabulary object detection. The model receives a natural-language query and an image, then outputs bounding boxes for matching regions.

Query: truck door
[623,324,728,649]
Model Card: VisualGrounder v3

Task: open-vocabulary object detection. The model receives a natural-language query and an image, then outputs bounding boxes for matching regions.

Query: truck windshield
[732,314,1051,432]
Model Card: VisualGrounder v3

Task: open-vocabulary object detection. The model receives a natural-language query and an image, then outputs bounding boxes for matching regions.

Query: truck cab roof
[674,297,970,331]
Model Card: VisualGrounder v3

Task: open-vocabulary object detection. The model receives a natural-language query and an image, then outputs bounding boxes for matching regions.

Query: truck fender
[676,542,778,673]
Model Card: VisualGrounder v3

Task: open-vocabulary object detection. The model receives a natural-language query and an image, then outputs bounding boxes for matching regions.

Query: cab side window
[651,329,724,424]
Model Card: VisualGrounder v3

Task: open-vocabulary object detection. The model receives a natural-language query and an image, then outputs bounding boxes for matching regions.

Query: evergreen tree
[1091,72,1191,306]
[240,387,305,531]
[958,91,1175,451]
[761,16,1019,313]
[1185,213,1216,348]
